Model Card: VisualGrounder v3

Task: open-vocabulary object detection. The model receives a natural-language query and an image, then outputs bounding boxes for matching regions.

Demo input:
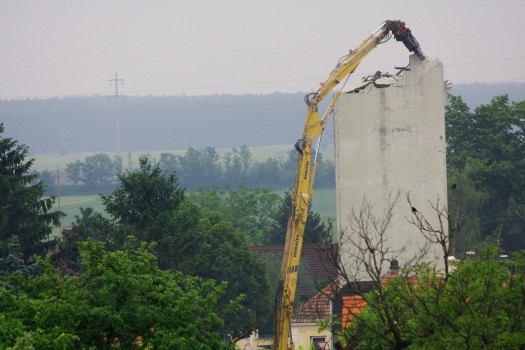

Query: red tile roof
[295,281,338,323]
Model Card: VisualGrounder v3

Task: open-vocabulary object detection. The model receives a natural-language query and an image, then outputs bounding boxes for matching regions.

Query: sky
[1,0,524,100]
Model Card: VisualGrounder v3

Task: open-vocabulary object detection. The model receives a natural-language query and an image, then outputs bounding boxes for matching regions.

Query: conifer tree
[0,123,63,263]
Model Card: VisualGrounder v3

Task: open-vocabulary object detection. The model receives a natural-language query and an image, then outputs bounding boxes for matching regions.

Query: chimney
[389,259,399,277]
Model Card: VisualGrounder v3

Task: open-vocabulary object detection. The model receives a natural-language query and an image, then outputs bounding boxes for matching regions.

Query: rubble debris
[342,71,399,93]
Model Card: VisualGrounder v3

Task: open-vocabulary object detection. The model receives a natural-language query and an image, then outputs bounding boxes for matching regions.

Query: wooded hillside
[1,82,523,154]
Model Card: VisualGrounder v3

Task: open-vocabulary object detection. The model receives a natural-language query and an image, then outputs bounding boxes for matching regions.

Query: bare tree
[336,192,405,290]
[406,189,464,279]
[318,191,456,349]
[318,192,415,348]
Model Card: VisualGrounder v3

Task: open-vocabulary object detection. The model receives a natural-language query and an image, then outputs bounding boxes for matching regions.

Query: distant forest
[1,82,524,154]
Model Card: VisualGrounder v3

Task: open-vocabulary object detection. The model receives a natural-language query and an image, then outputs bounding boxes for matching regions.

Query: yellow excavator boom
[271,20,424,350]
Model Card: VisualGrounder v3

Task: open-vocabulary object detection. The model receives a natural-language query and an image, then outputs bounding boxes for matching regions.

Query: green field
[51,195,106,236]
[310,188,336,220]
[51,187,337,237]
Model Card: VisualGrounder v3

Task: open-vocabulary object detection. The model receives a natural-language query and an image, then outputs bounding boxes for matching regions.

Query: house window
[310,336,327,349]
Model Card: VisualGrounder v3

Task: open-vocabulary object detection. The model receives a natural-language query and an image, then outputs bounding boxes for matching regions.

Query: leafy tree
[81,153,118,187]
[176,147,222,190]
[282,149,299,175]
[223,150,242,186]
[57,207,125,272]
[266,190,333,245]
[0,238,237,349]
[447,169,490,256]
[249,157,283,188]
[101,157,184,233]
[189,186,332,246]
[445,94,525,251]
[334,247,525,350]
[189,184,281,245]
[158,152,178,175]
[66,157,270,340]
[180,214,271,340]
[150,200,271,340]
[223,145,252,185]
[65,159,83,185]
[0,123,63,262]
[202,146,223,180]
[58,157,185,271]
[238,144,253,173]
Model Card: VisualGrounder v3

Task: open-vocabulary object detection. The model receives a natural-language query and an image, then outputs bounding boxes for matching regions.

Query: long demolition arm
[271,20,424,350]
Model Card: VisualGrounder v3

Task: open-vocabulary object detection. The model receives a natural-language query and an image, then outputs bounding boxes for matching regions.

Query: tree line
[55,144,334,194]
[2,84,524,154]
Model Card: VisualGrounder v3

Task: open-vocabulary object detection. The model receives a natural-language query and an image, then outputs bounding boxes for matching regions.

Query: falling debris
[342,71,399,93]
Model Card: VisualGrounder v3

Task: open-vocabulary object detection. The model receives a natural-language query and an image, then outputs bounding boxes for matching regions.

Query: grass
[310,188,336,220]
[50,187,337,237]
[51,195,106,237]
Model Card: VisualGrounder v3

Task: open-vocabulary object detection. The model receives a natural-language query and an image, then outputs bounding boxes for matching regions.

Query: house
[236,283,334,350]
[237,245,338,349]
[291,281,337,350]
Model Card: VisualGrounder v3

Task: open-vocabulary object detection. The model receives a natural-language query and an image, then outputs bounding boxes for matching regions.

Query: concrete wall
[334,55,447,276]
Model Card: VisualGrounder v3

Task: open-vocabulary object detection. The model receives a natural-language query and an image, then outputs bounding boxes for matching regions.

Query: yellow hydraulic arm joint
[271,20,424,350]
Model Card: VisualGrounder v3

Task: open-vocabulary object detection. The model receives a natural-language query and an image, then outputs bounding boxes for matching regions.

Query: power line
[109,71,124,154]
[2,57,525,100]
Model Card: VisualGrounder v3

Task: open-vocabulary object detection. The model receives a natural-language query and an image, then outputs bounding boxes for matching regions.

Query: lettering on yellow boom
[303,161,309,180]
[287,265,298,274]
[293,233,300,258]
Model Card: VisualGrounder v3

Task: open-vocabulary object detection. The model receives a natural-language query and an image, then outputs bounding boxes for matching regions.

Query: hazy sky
[1,0,524,99]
